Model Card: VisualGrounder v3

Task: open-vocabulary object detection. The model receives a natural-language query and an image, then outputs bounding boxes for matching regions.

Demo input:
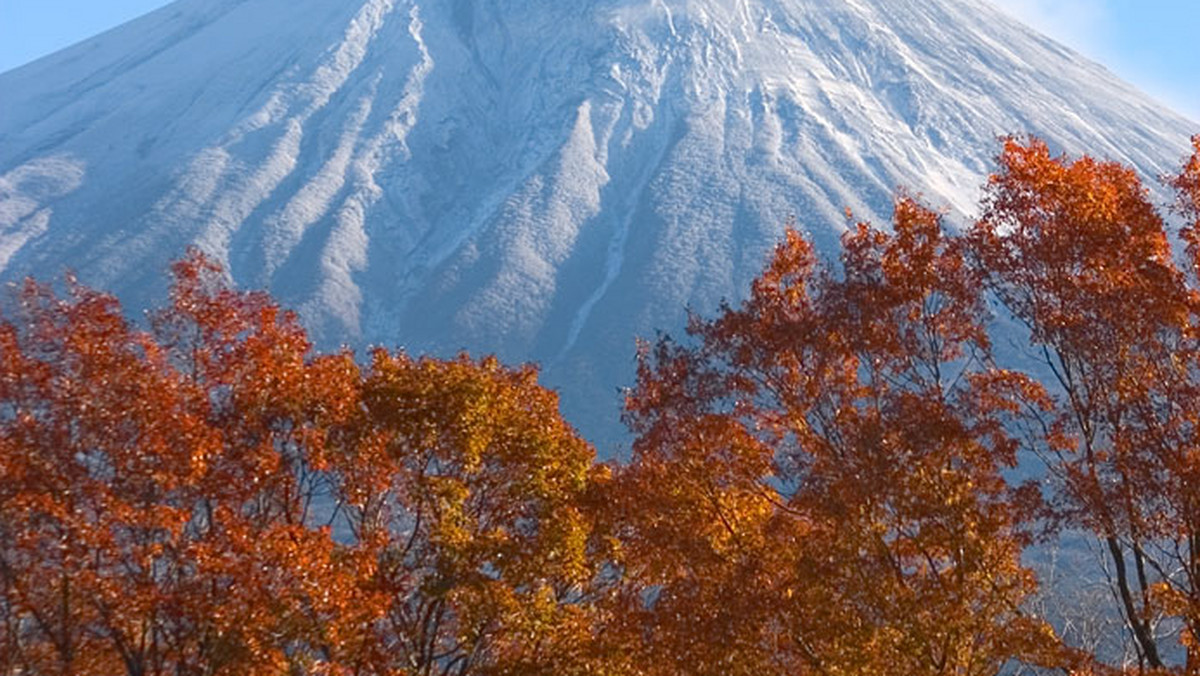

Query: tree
[0,251,607,676]
[0,251,361,674]
[321,350,608,675]
[969,136,1200,673]
[5,135,1200,676]
[607,201,1069,675]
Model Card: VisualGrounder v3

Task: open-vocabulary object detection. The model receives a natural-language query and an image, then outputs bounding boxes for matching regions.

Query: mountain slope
[1,0,1194,440]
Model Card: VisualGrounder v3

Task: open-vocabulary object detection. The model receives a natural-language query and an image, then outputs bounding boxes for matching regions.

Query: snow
[0,155,86,271]
[0,0,1195,440]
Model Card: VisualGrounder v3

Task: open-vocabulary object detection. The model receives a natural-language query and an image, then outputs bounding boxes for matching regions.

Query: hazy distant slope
[1,0,1194,439]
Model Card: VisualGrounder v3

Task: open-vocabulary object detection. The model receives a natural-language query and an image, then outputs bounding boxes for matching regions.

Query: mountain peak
[1,0,1193,439]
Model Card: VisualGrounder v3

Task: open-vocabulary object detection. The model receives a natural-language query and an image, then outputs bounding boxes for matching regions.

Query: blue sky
[0,0,1197,120]
[991,0,1199,120]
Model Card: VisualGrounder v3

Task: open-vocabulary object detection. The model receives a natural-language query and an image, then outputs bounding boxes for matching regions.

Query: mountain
[1,0,1194,442]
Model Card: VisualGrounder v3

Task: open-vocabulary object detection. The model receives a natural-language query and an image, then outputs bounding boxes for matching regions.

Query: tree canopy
[2,135,1199,675]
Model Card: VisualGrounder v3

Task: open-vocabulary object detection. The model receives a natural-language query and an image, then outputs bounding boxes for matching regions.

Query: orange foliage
[3,135,1200,675]
[0,254,349,674]
[321,350,605,675]
[0,250,602,675]
[602,136,1200,675]
[970,137,1200,673]
[608,198,1067,675]
[1178,136,1200,274]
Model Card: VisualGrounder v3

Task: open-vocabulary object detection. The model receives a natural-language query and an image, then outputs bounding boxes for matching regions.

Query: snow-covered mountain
[1,0,1194,441]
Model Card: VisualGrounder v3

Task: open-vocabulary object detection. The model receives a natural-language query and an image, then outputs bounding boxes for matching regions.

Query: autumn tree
[605,200,1069,675]
[969,136,1200,673]
[5,135,1200,676]
[0,251,608,676]
[0,252,362,674]
[317,350,610,676]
